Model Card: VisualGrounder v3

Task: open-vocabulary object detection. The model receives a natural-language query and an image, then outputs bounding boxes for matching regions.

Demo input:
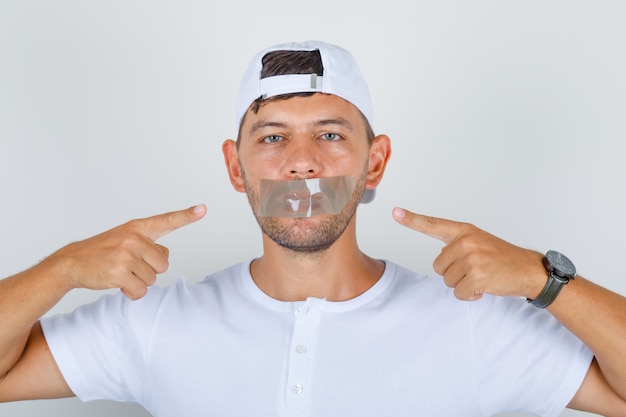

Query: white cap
[236,40,376,204]
[236,40,374,130]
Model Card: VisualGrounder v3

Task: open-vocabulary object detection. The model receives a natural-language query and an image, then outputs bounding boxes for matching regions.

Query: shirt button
[292,384,304,394]
[295,344,308,354]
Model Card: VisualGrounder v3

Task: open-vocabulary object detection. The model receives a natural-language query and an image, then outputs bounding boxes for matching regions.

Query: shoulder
[377,261,473,319]
[381,261,576,333]
[384,261,459,301]
[140,260,251,310]
[44,261,251,331]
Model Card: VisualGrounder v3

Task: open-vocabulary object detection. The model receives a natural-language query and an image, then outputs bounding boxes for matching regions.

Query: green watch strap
[527,274,569,309]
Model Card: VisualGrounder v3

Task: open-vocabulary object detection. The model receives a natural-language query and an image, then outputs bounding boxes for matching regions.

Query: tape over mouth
[258,176,370,218]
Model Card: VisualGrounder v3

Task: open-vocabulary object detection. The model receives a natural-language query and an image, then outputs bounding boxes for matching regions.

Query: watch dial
[546,250,576,276]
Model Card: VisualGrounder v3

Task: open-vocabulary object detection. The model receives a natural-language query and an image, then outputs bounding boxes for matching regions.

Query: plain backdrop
[1,1,625,416]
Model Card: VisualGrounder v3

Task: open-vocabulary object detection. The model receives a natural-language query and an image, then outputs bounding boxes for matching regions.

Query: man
[1,40,626,416]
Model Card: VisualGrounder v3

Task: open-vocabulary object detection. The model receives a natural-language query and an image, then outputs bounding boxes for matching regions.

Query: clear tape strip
[258,176,356,218]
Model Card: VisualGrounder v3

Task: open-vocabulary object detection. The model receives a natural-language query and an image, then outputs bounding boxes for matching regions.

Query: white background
[1,1,625,416]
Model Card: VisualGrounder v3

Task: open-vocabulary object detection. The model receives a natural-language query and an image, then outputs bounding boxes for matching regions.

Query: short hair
[260,49,324,79]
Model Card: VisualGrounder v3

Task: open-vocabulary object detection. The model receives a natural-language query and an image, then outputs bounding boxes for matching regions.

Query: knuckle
[464,253,480,270]
[136,286,149,298]
[453,286,465,300]
[109,265,127,281]
[162,211,185,230]
[453,285,472,301]
[123,285,148,301]
[145,273,158,286]
[120,233,142,248]
[456,235,477,251]
[425,216,439,226]
[161,246,170,258]
[442,275,454,288]
[458,221,476,232]
[154,258,169,274]
[162,211,175,224]
[432,260,445,276]
[156,244,170,258]
[123,219,142,232]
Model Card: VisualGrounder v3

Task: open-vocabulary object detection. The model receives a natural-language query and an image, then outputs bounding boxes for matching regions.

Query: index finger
[140,204,207,241]
[392,207,461,244]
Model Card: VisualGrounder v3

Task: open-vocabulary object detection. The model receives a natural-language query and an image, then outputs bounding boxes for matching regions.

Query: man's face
[232,93,375,253]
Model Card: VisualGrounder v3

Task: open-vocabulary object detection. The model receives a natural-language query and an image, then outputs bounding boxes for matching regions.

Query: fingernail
[194,205,205,214]
[393,207,405,219]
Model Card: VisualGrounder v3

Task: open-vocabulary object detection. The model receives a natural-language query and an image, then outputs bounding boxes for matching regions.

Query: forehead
[239,93,368,137]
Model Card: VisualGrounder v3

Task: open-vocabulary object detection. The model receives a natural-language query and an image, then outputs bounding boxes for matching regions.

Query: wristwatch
[527,250,576,309]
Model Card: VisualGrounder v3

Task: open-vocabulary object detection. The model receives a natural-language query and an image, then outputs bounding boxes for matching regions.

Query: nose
[284,138,321,178]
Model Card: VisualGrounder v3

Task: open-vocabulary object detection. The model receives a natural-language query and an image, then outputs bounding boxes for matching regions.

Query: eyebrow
[313,117,355,131]
[248,117,355,135]
[248,121,288,135]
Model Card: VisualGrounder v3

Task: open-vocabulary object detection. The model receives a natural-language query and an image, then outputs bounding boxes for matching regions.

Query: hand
[44,205,207,300]
[392,207,545,301]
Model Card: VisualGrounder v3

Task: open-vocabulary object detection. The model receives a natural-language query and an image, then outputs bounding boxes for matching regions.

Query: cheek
[319,145,368,172]
[240,158,276,181]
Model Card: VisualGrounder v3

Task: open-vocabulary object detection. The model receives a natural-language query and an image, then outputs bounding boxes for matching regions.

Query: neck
[250,217,385,302]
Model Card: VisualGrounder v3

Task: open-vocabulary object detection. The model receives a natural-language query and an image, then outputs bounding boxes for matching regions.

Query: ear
[365,134,392,190]
[222,139,246,192]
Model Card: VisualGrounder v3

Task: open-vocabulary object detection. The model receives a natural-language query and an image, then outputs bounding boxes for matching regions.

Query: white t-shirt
[41,260,593,417]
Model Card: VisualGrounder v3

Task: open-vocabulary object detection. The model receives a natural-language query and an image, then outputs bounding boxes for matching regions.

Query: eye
[320,133,342,141]
[262,135,283,144]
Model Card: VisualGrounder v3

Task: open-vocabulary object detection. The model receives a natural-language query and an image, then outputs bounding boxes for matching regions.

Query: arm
[0,262,75,401]
[551,278,626,415]
[392,207,626,415]
[0,205,206,402]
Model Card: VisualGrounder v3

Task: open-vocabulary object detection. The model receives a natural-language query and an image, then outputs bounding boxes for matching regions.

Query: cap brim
[360,189,375,204]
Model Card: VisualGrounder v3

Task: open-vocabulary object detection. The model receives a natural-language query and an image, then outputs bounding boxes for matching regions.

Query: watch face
[546,250,576,277]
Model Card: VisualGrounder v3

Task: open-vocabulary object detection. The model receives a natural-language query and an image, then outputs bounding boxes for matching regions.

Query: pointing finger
[392,207,462,244]
[140,204,207,241]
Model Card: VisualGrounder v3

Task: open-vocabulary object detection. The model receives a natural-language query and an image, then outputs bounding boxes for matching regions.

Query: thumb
[140,204,207,241]
[392,207,461,244]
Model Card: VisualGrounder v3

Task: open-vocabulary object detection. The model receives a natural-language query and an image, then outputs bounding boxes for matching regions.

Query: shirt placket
[283,297,324,417]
